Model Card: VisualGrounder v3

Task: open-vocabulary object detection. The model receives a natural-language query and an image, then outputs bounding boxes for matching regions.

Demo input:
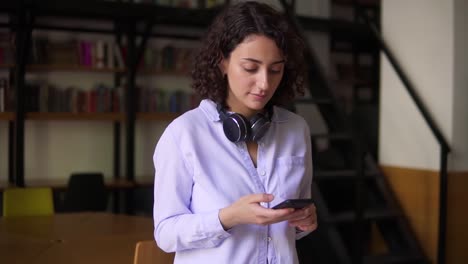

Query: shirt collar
[199,99,288,123]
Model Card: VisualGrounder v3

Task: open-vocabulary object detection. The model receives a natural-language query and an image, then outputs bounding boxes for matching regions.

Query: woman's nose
[257,80,266,89]
[257,72,270,90]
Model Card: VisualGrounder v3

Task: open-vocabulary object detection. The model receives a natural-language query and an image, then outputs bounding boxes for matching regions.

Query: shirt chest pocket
[275,156,306,200]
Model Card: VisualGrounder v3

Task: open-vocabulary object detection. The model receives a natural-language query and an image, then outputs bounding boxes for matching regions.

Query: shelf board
[0,112,14,121]
[27,64,126,73]
[22,112,181,121]
[137,69,189,76]
[0,64,14,69]
[134,176,155,187]
[137,112,180,121]
[26,112,123,121]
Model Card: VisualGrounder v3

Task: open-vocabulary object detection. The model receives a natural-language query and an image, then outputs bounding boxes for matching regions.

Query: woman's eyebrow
[241,58,285,65]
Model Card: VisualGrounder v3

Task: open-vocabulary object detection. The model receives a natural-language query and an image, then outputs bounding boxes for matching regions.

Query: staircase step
[311,132,352,141]
[364,253,427,264]
[325,208,399,224]
[314,169,377,179]
[295,97,334,105]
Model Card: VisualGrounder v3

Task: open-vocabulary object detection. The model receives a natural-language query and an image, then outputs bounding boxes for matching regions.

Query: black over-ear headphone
[217,104,272,142]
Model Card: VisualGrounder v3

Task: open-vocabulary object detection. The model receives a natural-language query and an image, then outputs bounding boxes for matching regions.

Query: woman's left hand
[287,203,318,232]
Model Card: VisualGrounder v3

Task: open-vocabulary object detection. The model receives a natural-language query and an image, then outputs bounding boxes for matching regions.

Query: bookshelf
[0,0,218,213]
[1,0,349,212]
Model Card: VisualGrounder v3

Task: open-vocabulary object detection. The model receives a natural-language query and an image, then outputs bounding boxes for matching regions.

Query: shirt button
[266,236,272,242]
[259,170,266,176]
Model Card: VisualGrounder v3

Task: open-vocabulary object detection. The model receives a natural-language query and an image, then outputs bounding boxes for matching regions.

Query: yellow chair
[133,240,175,264]
[3,187,54,217]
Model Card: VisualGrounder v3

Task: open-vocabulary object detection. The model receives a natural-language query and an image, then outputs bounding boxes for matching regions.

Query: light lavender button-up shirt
[153,99,313,264]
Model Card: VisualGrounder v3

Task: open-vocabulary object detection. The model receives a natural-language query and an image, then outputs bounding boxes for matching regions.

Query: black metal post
[437,146,449,264]
[121,19,154,214]
[353,138,365,264]
[124,21,137,214]
[13,8,33,187]
[113,121,121,213]
[134,20,154,70]
[8,121,14,184]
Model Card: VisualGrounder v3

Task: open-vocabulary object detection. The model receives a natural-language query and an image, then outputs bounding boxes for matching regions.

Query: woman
[153,2,317,263]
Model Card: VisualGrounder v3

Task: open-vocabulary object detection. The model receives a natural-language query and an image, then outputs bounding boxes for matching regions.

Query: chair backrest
[3,187,54,217]
[63,172,108,212]
[133,240,175,264]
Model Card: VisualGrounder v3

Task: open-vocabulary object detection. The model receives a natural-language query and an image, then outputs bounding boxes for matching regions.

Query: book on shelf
[0,76,14,112]
[141,44,194,74]
[25,81,122,113]
[5,81,197,116]
[29,37,126,70]
[0,78,6,112]
[136,85,198,114]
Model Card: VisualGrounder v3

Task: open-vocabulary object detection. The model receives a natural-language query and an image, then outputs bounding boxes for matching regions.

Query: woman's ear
[218,64,224,76]
[218,58,227,76]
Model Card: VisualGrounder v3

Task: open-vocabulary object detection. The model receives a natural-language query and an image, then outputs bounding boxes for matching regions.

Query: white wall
[452,0,468,171]
[379,0,454,170]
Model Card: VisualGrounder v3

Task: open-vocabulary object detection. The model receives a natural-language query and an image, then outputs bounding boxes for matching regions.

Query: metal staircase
[278,1,429,263]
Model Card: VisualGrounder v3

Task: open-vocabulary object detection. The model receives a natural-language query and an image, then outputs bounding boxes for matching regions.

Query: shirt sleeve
[153,125,231,252]
[296,122,314,240]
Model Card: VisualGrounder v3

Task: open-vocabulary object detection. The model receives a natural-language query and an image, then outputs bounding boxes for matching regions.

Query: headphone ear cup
[250,113,271,142]
[222,113,251,142]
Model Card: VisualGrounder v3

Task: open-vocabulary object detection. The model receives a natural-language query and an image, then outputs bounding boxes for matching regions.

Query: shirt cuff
[295,228,312,240]
[202,210,231,246]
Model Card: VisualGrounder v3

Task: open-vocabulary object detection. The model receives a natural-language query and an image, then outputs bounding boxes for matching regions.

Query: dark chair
[63,173,108,212]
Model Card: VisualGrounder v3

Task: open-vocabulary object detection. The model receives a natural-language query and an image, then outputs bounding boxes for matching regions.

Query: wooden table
[0,177,155,191]
[0,212,155,264]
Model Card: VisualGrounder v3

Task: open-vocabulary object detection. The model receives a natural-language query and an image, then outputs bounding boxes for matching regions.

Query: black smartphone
[272,198,314,210]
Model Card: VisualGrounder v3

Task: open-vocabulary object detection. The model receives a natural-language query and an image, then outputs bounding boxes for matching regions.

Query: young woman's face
[221,34,285,118]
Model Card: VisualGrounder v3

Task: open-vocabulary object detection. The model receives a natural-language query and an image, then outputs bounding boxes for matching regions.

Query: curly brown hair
[191,1,306,107]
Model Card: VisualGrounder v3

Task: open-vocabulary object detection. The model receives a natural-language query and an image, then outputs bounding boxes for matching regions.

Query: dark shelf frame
[0,0,379,215]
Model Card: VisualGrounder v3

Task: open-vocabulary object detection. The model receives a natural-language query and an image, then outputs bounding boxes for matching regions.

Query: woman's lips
[251,93,266,100]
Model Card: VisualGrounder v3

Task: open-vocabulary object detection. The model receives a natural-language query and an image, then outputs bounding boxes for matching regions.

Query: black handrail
[359,12,451,264]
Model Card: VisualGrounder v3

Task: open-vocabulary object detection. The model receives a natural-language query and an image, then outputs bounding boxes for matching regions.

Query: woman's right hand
[218,193,295,230]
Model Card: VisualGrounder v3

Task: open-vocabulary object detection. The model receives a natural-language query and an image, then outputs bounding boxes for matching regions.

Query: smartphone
[272,198,314,210]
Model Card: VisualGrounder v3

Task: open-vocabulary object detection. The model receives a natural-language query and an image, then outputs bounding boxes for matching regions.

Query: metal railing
[360,11,451,264]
